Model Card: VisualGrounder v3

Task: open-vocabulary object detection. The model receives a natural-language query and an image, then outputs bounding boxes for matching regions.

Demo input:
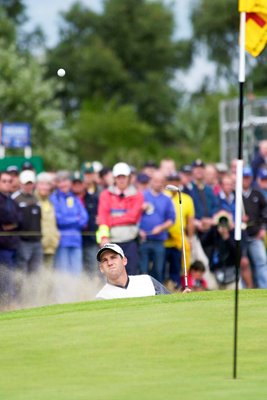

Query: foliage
[0,42,76,169]
[73,99,155,166]
[46,0,192,138]
[3,0,265,168]
[0,6,17,45]
[190,0,267,91]
[248,54,267,94]
[173,89,238,165]
[191,0,239,80]
[0,0,26,25]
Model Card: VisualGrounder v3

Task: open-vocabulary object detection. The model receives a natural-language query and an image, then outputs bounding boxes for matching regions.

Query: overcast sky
[23,0,193,46]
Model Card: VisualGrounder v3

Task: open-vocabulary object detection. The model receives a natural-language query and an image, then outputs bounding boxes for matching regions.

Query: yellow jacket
[164,191,195,270]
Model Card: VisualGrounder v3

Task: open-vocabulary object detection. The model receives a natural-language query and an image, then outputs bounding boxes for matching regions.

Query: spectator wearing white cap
[97,162,144,275]
[11,169,43,273]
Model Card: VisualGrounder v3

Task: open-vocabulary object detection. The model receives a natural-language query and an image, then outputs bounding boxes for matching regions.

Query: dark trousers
[0,249,16,268]
[164,247,182,287]
[139,240,165,283]
[17,240,43,273]
[0,249,17,304]
[117,240,139,275]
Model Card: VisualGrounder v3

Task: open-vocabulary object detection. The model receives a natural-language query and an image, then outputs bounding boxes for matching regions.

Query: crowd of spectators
[1,141,267,304]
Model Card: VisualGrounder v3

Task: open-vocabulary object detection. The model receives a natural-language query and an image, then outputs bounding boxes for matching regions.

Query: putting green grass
[0,290,266,400]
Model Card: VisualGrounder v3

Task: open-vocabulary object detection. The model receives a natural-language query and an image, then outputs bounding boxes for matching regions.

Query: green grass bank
[0,290,266,400]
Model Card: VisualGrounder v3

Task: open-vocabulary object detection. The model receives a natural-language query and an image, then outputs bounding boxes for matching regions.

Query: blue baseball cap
[137,173,150,184]
[243,166,253,177]
[258,168,267,180]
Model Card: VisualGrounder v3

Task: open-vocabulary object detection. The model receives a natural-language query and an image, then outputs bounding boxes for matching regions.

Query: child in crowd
[181,260,207,291]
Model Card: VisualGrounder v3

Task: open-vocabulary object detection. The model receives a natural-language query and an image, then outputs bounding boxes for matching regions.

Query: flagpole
[233,10,246,380]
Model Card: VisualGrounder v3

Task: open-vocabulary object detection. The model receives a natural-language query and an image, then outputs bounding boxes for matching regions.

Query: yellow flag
[239,0,267,56]
[245,12,267,56]
[239,0,267,13]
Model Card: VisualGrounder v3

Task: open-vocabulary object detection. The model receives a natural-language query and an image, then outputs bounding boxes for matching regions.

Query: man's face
[150,172,165,193]
[21,182,35,194]
[57,178,71,193]
[115,175,130,191]
[260,141,267,157]
[258,178,267,190]
[159,159,176,176]
[0,173,12,193]
[180,172,192,186]
[101,171,113,187]
[71,180,84,196]
[36,181,52,197]
[221,176,234,195]
[8,172,20,192]
[204,166,217,185]
[243,176,252,190]
[191,270,203,281]
[192,166,205,181]
[99,250,127,281]
[83,172,95,186]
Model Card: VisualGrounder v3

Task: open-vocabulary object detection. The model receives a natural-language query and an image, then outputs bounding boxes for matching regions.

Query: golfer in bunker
[96,243,190,299]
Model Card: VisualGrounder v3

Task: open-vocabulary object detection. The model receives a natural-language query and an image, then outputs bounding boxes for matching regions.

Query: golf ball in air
[57,68,66,77]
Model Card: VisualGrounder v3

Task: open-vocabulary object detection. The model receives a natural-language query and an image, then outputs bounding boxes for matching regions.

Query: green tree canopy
[190,0,267,91]
[0,1,77,169]
[191,0,239,80]
[73,99,155,166]
[0,0,25,24]
[46,0,192,140]
[0,42,75,169]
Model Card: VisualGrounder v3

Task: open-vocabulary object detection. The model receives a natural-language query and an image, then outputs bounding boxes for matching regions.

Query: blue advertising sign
[0,123,31,148]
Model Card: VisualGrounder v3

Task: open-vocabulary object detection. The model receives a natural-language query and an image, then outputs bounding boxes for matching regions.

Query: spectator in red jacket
[97,162,144,275]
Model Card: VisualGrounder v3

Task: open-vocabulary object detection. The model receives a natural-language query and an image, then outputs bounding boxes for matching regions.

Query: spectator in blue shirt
[50,171,88,275]
[139,170,175,282]
[217,174,236,220]
[189,159,219,260]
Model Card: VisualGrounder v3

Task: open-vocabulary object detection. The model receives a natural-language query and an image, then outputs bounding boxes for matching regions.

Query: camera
[217,215,230,228]
[213,210,233,229]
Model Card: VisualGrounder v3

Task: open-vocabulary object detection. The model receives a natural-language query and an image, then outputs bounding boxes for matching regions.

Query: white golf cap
[36,172,53,183]
[97,243,125,261]
[19,170,36,184]
[215,162,228,173]
[112,162,131,177]
[92,160,103,173]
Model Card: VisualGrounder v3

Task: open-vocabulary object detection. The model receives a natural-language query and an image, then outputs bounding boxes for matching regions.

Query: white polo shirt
[96,274,169,300]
